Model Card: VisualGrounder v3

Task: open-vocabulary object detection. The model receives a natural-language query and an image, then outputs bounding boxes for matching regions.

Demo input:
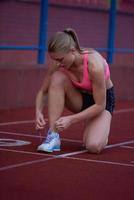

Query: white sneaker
[37,130,61,153]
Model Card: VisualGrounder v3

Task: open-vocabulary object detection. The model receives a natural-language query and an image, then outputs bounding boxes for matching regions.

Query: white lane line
[0,140,134,171]
[0,149,88,172]
[1,140,133,158]
[65,157,134,167]
[0,131,41,138]
[0,156,57,172]
[58,150,88,157]
[0,147,87,159]
[114,108,134,114]
[59,140,134,158]
[0,120,35,126]
[0,119,47,126]
[0,147,54,157]
[0,107,133,171]
[0,107,134,126]
[0,131,82,144]
[1,131,134,148]
[121,145,134,149]
[1,146,134,171]
[105,140,134,149]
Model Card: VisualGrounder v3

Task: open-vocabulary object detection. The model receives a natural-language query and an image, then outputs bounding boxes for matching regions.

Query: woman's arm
[71,52,107,123]
[36,72,50,114]
[35,70,51,129]
[35,60,58,129]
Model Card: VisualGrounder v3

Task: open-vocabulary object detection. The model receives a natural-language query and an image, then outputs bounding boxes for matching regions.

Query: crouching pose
[35,28,115,153]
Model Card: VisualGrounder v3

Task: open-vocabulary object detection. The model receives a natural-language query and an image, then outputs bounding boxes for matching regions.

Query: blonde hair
[48,28,82,53]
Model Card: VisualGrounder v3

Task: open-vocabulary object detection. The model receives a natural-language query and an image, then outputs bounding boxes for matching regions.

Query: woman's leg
[83,110,112,153]
[48,71,82,132]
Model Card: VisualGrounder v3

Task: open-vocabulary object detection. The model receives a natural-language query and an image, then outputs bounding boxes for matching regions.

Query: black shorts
[80,87,115,114]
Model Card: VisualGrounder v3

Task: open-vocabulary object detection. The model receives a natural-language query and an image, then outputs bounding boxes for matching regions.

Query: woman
[36,28,115,153]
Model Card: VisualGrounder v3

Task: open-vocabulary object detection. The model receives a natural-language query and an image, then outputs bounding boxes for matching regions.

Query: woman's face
[49,49,75,69]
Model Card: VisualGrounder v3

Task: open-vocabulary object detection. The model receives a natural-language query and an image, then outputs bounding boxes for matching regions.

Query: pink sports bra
[61,53,110,91]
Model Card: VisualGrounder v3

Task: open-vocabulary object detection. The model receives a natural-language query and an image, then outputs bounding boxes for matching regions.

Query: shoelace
[45,134,54,143]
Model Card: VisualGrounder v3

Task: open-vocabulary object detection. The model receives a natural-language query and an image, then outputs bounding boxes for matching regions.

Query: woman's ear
[70,47,76,54]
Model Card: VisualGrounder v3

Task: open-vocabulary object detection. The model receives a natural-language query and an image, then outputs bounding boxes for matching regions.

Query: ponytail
[63,28,82,52]
[48,27,92,54]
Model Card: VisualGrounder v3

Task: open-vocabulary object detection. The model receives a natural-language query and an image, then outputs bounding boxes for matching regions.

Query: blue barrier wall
[0,0,134,64]
[0,0,134,109]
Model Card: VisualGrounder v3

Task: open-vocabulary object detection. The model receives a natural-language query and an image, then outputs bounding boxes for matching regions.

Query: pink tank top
[61,53,110,91]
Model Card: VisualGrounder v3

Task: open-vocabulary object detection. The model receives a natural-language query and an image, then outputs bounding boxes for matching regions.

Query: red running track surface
[0,101,134,200]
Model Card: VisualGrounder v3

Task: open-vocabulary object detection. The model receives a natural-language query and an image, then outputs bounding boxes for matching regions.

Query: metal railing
[0,0,134,64]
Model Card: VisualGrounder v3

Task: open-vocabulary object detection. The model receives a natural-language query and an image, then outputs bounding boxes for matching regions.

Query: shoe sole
[37,147,61,153]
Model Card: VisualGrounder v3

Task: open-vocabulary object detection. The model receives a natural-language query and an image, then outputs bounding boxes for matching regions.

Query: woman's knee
[85,140,107,154]
[50,71,70,87]
[50,71,65,84]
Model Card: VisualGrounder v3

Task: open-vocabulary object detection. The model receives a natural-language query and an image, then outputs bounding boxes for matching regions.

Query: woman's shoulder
[81,49,102,63]
[86,50,104,66]
[85,50,105,77]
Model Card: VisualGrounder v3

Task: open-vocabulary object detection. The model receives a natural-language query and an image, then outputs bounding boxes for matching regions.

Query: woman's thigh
[83,110,112,153]
[50,70,83,113]
[64,85,83,113]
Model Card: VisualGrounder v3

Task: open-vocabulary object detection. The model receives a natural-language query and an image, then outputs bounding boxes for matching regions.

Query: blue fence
[0,0,134,64]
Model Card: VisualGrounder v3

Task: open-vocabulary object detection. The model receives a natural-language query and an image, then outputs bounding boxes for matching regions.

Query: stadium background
[0,0,134,109]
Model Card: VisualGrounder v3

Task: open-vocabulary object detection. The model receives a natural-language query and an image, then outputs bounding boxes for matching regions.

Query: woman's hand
[36,111,46,130]
[55,115,74,132]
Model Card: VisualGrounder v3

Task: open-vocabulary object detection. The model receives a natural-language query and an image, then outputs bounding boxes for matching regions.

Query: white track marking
[0,107,134,171]
[114,108,134,114]
[1,140,133,158]
[0,119,48,126]
[121,145,134,149]
[0,138,31,146]
[0,148,87,159]
[65,157,134,167]
[1,131,134,148]
[0,131,82,144]
[0,120,35,126]
[0,149,88,171]
[0,131,40,138]
[0,140,134,171]
[105,140,134,149]
[0,107,134,127]
[0,148,54,157]
[58,150,88,157]
[0,157,57,172]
